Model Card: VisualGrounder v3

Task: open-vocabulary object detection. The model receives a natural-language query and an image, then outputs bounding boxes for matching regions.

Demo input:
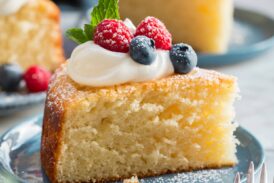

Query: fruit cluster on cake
[41,0,239,182]
[0,0,64,93]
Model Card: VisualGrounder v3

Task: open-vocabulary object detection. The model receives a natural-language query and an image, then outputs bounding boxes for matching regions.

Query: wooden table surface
[0,0,274,182]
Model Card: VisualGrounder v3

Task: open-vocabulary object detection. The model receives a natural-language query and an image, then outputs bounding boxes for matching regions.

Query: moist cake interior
[42,67,238,182]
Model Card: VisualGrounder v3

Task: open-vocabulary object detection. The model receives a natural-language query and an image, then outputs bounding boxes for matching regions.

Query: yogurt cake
[120,0,233,53]
[41,0,239,182]
[0,0,64,71]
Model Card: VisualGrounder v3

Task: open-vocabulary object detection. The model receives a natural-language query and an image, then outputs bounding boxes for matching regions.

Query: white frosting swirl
[67,41,174,87]
[0,0,28,15]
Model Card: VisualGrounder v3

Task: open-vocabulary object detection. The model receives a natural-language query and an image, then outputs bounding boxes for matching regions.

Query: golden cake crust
[41,65,236,183]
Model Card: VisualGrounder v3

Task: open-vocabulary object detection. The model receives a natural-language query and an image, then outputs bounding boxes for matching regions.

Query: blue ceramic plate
[0,92,46,116]
[198,8,274,67]
[0,115,264,183]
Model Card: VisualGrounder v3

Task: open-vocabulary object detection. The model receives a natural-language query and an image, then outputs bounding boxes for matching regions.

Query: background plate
[198,8,274,67]
[0,93,46,117]
[0,115,264,183]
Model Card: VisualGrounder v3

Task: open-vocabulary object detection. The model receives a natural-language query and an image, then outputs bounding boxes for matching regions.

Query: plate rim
[0,92,46,117]
[198,7,274,67]
[234,125,265,182]
[0,115,265,183]
[0,92,46,108]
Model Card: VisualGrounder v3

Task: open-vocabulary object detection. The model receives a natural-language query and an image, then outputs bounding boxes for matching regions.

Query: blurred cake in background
[119,0,233,53]
[0,0,64,72]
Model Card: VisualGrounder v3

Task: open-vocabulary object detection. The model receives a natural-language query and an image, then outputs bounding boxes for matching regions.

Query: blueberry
[169,43,197,74]
[0,64,23,92]
[129,36,156,65]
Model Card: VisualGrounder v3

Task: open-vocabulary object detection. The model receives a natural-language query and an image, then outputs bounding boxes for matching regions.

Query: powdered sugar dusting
[139,168,234,183]
[113,168,240,183]
[94,19,133,53]
[168,67,234,84]
[46,65,78,114]
[135,16,172,50]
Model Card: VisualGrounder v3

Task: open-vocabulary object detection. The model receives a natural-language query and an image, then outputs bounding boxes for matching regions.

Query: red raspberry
[135,16,172,50]
[23,66,51,93]
[94,19,133,53]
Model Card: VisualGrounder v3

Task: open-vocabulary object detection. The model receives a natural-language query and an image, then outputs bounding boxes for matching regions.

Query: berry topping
[94,19,133,53]
[0,64,22,92]
[130,36,157,65]
[135,16,172,50]
[169,43,197,74]
[23,66,51,93]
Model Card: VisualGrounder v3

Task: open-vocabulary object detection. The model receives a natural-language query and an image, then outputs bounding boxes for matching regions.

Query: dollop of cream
[0,0,28,15]
[124,18,136,35]
[67,41,174,87]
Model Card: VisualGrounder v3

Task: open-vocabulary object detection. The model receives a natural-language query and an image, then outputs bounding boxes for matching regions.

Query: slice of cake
[119,0,234,53]
[0,0,64,71]
[41,1,238,182]
[42,66,238,183]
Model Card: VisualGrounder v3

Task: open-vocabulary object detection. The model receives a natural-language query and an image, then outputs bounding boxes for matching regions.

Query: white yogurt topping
[67,41,174,87]
[124,18,136,35]
[0,0,28,15]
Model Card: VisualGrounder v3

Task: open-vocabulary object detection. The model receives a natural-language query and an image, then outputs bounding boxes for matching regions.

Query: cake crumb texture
[0,0,64,71]
[41,66,238,183]
[123,176,139,183]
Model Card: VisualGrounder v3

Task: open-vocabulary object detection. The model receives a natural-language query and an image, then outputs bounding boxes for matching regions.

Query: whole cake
[41,0,239,182]
[0,0,64,71]
[119,0,233,53]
